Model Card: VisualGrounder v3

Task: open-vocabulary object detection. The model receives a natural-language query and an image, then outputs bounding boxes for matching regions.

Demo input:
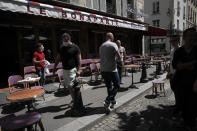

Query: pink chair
[24,66,36,75]
[89,63,99,81]
[56,62,62,69]
[56,69,64,89]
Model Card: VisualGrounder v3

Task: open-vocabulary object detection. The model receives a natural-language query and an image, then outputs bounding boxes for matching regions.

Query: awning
[145,26,167,36]
[0,0,147,31]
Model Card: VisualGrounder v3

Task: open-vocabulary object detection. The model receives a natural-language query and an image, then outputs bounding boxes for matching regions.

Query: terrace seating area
[0,55,170,131]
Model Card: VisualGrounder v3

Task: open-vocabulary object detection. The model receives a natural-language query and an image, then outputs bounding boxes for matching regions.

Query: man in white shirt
[116,40,126,83]
[100,32,121,112]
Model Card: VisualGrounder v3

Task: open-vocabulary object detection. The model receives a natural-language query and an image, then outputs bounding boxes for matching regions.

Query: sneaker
[103,101,110,113]
[110,102,118,109]
[68,100,74,107]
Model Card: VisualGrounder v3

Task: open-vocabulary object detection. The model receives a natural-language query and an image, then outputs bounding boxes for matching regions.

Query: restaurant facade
[0,0,149,85]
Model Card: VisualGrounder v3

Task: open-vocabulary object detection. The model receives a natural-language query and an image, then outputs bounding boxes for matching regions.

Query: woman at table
[33,43,46,86]
[172,28,197,130]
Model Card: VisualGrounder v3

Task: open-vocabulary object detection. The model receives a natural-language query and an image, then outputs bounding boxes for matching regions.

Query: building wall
[186,0,197,28]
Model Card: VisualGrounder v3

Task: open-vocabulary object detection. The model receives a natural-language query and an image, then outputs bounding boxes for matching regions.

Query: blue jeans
[36,68,45,86]
[101,72,120,104]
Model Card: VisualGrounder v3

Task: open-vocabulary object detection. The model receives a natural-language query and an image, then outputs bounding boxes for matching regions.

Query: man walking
[167,35,180,115]
[99,32,121,112]
[116,40,126,83]
[53,33,81,106]
[33,43,46,86]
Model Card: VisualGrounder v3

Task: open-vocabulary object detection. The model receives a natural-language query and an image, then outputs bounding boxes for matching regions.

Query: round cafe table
[1,112,45,131]
[123,64,140,88]
[7,89,45,111]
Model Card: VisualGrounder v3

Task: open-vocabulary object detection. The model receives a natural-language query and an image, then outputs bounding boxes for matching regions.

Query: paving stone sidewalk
[0,66,167,131]
[84,82,193,131]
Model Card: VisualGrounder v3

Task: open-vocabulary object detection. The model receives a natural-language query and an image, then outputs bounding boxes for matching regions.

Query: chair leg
[38,119,45,131]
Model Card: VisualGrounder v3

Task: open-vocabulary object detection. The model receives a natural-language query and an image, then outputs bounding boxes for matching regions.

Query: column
[79,27,89,58]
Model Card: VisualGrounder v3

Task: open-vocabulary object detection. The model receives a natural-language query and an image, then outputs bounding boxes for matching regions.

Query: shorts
[63,68,77,87]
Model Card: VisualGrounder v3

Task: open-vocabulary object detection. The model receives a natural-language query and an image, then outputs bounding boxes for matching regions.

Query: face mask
[63,42,69,46]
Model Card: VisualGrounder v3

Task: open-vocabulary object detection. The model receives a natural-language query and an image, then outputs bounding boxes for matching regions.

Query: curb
[54,73,167,131]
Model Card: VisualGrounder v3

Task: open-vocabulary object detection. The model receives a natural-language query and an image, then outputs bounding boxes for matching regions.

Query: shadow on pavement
[54,89,70,97]
[1,103,25,114]
[34,104,70,113]
[144,94,157,99]
[118,87,129,92]
[115,105,190,131]
[88,80,103,86]
[53,106,105,119]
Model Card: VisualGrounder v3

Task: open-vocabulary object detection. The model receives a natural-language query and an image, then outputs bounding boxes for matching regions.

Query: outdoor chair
[24,73,43,89]
[80,59,90,74]
[56,62,62,69]
[95,63,102,80]
[152,79,166,96]
[45,63,58,81]
[8,75,24,93]
[56,69,64,89]
[24,66,36,75]
[89,63,99,81]
[24,73,45,100]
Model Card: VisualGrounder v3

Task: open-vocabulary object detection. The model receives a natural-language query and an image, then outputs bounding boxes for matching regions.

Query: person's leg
[110,72,120,104]
[101,72,112,104]
[68,68,77,102]
[36,69,44,86]
[40,68,45,86]
[63,69,75,101]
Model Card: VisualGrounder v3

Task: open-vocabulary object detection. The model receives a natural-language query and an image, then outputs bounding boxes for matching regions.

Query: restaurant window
[153,20,160,27]
[152,2,156,14]
[183,6,186,19]
[106,0,116,14]
[153,1,159,14]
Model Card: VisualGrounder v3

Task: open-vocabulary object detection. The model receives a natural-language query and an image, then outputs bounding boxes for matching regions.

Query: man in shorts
[53,33,81,105]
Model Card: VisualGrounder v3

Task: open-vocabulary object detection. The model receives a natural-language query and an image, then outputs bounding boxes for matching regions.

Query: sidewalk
[0,67,167,131]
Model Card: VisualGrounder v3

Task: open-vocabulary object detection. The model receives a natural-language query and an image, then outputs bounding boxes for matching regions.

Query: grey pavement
[0,66,167,131]
[85,81,187,131]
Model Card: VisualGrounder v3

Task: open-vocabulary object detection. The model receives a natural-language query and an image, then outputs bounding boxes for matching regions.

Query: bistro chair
[56,69,64,89]
[56,62,63,69]
[152,79,166,96]
[45,63,58,81]
[95,63,102,80]
[24,73,43,89]
[24,66,36,75]
[89,63,99,81]
[1,112,45,131]
[8,75,24,93]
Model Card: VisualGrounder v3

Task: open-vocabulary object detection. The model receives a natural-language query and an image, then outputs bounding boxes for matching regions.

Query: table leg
[129,68,138,89]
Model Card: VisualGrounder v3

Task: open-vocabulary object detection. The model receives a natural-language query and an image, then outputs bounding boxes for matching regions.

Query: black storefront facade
[0,0,148,86]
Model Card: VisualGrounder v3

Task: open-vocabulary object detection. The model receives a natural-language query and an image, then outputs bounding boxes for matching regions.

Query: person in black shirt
[172,28,197,129]
[53,33,81,104]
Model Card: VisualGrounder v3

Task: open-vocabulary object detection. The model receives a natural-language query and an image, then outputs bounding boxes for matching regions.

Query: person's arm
[76,53,82,76]
[123,48,127,59]
[53,53,61,75]
[32,54,45,64]
[116,50,121,61]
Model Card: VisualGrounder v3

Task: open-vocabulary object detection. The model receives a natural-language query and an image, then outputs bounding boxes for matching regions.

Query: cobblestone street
[85,81,191,131]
